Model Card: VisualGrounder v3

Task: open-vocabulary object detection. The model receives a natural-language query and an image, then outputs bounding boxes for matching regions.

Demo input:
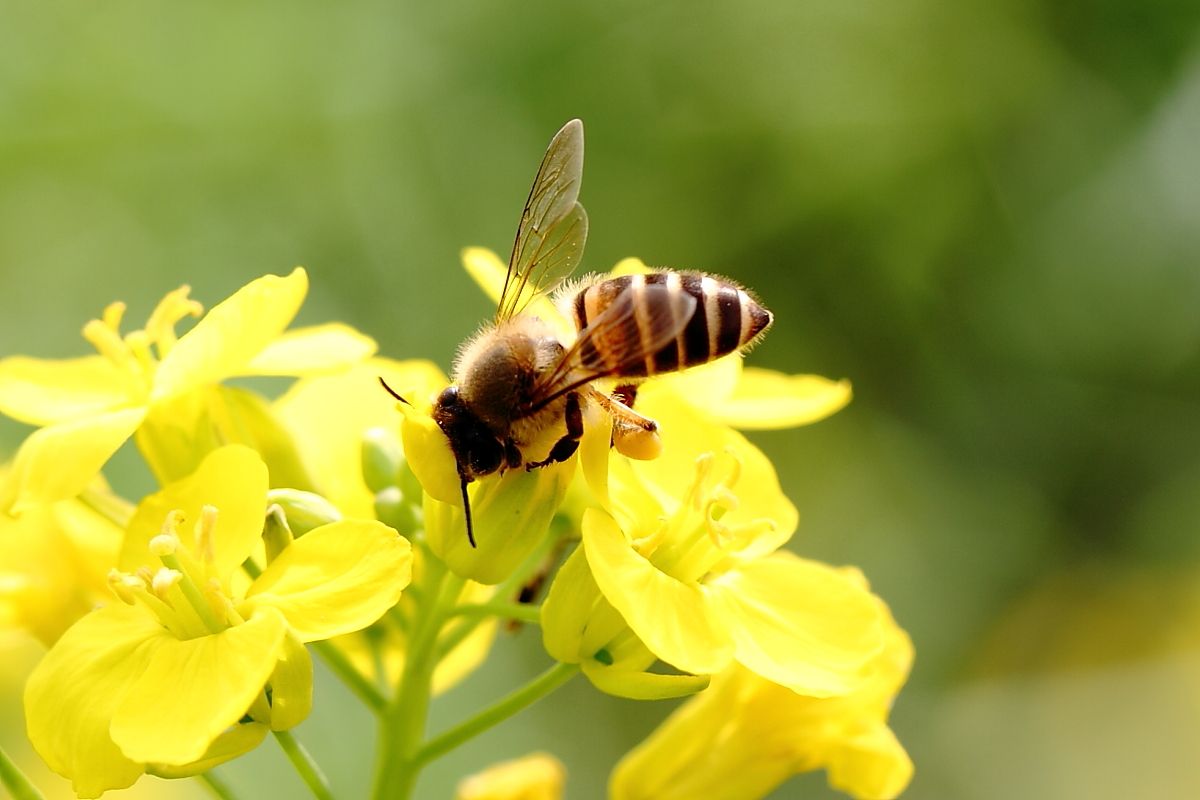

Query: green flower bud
[361,427,404,494]
[266,488,342,537]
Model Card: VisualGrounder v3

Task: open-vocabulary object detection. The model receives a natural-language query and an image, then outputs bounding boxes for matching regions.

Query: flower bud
[266,489,342,537]
[361,427,404,494]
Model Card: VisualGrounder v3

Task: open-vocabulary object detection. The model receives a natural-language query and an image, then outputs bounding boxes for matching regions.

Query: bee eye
[436,386,460,407]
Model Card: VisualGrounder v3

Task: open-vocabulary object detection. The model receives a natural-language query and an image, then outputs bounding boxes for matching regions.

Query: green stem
[435,529,562,661]
[274,730,335,800]
[0,746,45,800]
[311,639,387,713]
[372,558,463,800]
[449,601,542,624]
[412,661,578,769]
[197,770,239,800]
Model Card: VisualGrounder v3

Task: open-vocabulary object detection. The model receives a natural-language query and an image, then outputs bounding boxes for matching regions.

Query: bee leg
[526,392,583,470]
[607,384,640,447]
[500,438,522,475]
[612,383,639,408]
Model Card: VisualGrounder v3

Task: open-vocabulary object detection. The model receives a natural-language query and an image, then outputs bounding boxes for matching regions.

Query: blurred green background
[4,0,1200,798]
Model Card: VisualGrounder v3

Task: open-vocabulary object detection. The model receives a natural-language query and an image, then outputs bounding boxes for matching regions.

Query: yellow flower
[0,471,128,646]
[23,445,413,797]
[564,505,882,698]
[456,752,566,800]
[0,269,375,511]
[611,580,913,800]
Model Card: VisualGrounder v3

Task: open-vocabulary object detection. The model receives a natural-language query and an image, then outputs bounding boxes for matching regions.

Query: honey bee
[389,119,772,547]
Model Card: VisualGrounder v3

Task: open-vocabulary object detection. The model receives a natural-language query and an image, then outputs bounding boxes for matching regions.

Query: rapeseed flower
[0,269,374,511]
[611,572,913,800]
[23,445,412,797]
[456,752,566,800]
[0,470,128,646]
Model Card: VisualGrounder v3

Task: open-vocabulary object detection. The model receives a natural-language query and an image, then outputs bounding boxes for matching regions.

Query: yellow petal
[717,370,852,429]
[610,666,793,800]
[276,359,448,518]
[826,722,914,800]
[110,607,287,765]
[425,461,572,585]
[243,323,378,376]
[461,247,569,336]
[582,509,733,675]
[708,553,883,697]
[267,631,313,730]
[147,722,268,779]
[456,751,566,800]
[648,353,742,410]
[152,268,308,402]
[580,661,709,700]
[24,604,170,798]
[6,406,147,511]
[540,545,598,664]
[0,355,130,425]
[401,405,463,506]
[208,385,316,490]
[121,445,269,580]
[134,387,215,485]
[243,519,412,642]
[578,405,612,509]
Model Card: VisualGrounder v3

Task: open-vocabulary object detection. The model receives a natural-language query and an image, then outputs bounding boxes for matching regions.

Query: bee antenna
[460,477,477,548]
[378,376,411,405]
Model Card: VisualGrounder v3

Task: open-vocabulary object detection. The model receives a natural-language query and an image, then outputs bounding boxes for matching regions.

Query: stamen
[107,569,144,605]
[149,532,180,557]
[718,447,743,491]
[687,453,715,511]
[194,505,219,564]
[124,330,157,376]
[151,568,183,600]
[704,488,740,547]
[101,301,126,332]
[145,286,203,358]
[82,318,133,367]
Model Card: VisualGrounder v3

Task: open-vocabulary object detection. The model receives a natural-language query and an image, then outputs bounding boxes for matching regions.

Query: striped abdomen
[570,271,773,378]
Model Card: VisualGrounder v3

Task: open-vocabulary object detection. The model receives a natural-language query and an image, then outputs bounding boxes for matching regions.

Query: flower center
[107,505,237,639]
[638,449,776,582]
[81,288,203,401]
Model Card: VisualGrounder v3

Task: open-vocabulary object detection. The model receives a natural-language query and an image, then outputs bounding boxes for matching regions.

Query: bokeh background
[4,1,1200,798]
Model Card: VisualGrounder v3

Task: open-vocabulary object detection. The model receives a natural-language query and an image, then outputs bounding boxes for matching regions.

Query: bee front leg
[525,392,583,471]
[500,438,522,474]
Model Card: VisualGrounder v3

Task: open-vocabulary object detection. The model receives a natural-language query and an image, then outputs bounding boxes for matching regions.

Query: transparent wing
[528,285,697,411]
[497,119,588,322]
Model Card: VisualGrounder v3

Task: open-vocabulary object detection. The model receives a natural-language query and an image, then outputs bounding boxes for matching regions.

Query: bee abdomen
[571,271,772,378]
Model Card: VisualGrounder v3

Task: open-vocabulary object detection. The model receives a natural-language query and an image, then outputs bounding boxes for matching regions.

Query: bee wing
[530,284,698,410]
[497,119,588,322]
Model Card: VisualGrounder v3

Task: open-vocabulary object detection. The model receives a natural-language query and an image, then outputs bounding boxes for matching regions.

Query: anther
[151,568,183,600]
[149,532,180,557]
[107,569,143,605]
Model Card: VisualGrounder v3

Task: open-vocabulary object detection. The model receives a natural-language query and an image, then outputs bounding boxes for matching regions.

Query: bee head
[433,386,504,479]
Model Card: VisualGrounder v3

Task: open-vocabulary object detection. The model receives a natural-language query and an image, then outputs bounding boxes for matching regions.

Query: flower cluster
[0,254,911,800]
